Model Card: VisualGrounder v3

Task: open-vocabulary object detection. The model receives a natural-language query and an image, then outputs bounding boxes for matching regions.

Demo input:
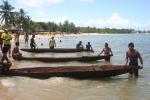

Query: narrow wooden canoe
[4,65,142,79]
[0,62,12,74]
[20,48,93,53]
[13,55,112,62]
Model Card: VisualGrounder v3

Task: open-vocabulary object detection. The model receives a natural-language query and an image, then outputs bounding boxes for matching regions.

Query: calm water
[0,34,150,100]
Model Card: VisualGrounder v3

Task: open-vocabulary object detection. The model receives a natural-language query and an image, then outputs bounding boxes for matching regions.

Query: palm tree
[0,0,15,27]
[16,9,26,31]
[11,8,31,32]
[22,15,31,32]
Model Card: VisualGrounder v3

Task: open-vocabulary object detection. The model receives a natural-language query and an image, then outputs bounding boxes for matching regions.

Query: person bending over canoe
[49,36,56,49]
[86,42,94,52]
[12,42,22,59]
[76,41,84,50]
[99,42,113,61]
[30,35,36,49]
[125,42,143,77]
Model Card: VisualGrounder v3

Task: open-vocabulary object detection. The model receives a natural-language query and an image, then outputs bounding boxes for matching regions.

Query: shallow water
[0,34,150,100]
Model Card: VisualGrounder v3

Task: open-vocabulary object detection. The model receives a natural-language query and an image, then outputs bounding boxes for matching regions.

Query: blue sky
[1,0,150,30]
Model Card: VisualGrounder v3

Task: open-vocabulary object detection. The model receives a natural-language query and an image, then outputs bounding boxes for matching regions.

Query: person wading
[99,42,113,61]
[76,41,84,50]
[125,42,143,77]
[49,36,56,49]
[86,42,94,52]
[24,32,29,44]
[30,35,36,49]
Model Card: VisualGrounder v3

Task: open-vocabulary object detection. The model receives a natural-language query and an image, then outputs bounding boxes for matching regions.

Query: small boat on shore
[13,55,112,62]
[20,48,93,53]
[2,65,142,79]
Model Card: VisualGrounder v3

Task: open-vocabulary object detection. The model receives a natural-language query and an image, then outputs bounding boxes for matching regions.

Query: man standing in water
[76,41,84,50]
[125,42,143,77]
[86,42,94,52]
[49,36,56,49]
[99,42,113,61]
[30,35,36,49]
[24,32,29,44]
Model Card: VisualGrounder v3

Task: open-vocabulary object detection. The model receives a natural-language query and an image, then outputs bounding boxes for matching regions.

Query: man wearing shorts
[1,29,12,63]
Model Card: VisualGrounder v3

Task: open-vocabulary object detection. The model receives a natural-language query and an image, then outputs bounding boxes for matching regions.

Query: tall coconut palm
[11,8,31,32]
[18,9,31,32]
[12,9,26,30]
[0,0,15,27]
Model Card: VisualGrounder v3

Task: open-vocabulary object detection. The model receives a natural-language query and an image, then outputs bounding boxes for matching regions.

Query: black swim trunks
[2,44,11,53]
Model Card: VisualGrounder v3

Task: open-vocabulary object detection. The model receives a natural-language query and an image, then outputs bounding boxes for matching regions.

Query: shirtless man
[125,42,143,77]
[99,42,113,61]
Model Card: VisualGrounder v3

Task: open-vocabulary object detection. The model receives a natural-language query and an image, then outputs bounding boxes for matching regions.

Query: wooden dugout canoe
[20,48,93,53]
[3,65,142,79]
[13,55,112,62]
[0,62,11,74]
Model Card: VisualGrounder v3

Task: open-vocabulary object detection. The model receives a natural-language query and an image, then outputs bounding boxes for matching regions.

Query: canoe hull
[21,48,93,53]
[0,62,11,74]
[5,65,142,79]
[14,55,111,62]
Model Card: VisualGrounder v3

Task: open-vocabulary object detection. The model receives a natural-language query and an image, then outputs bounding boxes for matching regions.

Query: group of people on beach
[0,29,32,63]
[0,30,143,77]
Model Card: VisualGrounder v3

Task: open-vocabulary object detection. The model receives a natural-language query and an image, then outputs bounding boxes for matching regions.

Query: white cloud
[32,17,50,22]
[33,16,70,23]
[75,13,131,28]
[16,0,64,8]
[80,0,95,3]
[16,0,64,19]
[54,16,71,23]
[30,13,150,30]
[74,13,150,30]
[17,0,42,8]
[106,13,130,26]
[34,13,150,30]
[46,0,64,4]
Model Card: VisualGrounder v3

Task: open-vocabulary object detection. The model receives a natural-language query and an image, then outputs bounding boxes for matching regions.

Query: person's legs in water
[33,44,36,49]
[129,62,139,77]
